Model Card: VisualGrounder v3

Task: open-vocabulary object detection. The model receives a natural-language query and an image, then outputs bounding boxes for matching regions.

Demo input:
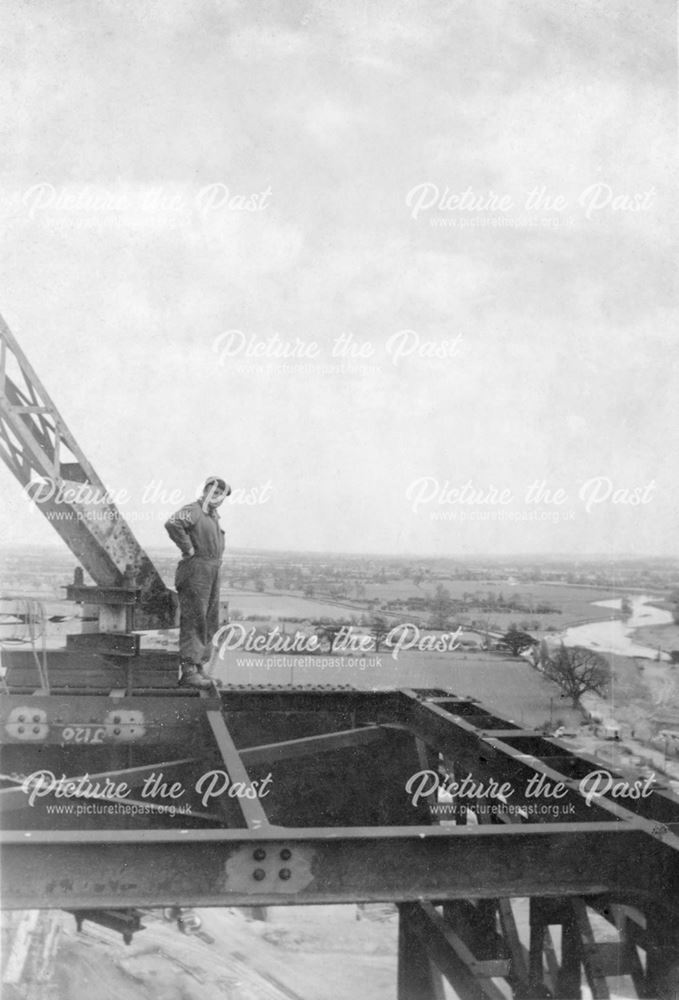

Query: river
[559,595,672,660]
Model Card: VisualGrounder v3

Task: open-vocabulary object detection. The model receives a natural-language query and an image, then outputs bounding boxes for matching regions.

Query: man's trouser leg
[176,558,220,665]
[203,566,222,665]
[200,568,223,677]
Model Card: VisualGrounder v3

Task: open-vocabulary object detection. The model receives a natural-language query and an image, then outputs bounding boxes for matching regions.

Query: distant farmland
[221,590,361,620]
[357,579,624,629]
[221,579,627,631]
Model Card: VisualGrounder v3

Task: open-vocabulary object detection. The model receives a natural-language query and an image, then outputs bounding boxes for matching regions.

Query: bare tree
[543,644,610,708]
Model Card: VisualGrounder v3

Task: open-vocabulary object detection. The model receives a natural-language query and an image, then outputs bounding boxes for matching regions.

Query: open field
[219,580,628,632]
[222,590,362,621]
[222,580,628,627]
[366,578,625,626]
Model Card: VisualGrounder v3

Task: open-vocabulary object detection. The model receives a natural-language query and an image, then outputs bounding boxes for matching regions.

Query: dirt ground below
[9,898,634,1000]
[49,905,398,1000]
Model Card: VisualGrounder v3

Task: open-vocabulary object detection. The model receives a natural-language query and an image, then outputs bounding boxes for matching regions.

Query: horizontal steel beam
[397,691,679,836]
[1,824,674,912]
[0,694,210,747]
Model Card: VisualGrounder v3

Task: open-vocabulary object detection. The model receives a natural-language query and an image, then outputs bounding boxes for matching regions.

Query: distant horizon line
[0,542,676,563]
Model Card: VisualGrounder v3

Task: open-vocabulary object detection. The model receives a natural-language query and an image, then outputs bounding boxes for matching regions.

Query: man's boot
[178,662,212,689]
[198,656,223,688]
[201,644,221,679]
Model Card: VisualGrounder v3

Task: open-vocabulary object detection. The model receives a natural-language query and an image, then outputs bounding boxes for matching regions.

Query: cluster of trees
[428,585,455,629]
[413,584,559,630]
[463,591,559,614]
[316,615,390,652]
[502,626,537,657]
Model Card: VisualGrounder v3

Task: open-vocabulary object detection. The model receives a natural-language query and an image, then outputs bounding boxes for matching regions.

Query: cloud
[228,25,309,61]
[0,0,675,554]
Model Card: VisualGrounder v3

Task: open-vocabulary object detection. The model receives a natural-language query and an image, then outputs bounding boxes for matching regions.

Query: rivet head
[253,868,266,881]
[114,728,121,735]
[279,868,291,881]
[280,848,292,861]
[18,726,24,734]
[33,715,40,723]
[33,726,40,734]
[18,715,25,723]
[253,848,266,861]
[113,716,121,724]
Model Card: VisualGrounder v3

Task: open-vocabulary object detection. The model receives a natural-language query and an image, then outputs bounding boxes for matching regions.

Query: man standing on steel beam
[165,476,230,688]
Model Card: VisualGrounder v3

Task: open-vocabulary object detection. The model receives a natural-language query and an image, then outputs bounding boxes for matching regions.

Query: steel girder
[0,313,174,627]
[2,685,679,998]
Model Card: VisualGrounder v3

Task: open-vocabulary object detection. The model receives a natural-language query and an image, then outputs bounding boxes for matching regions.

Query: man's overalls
[165,500,225,666]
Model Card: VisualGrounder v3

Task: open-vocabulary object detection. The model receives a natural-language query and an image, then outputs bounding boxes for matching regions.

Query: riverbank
[544,597,679,777]
[631,623,679,657]
[557,595,673,661]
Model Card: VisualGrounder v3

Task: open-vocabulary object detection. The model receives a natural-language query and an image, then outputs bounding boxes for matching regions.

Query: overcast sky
[0,0,676,556]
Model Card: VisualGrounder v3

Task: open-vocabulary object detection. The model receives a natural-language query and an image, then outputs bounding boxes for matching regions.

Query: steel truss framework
[1,686,679,999]
[0,313,174,627]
